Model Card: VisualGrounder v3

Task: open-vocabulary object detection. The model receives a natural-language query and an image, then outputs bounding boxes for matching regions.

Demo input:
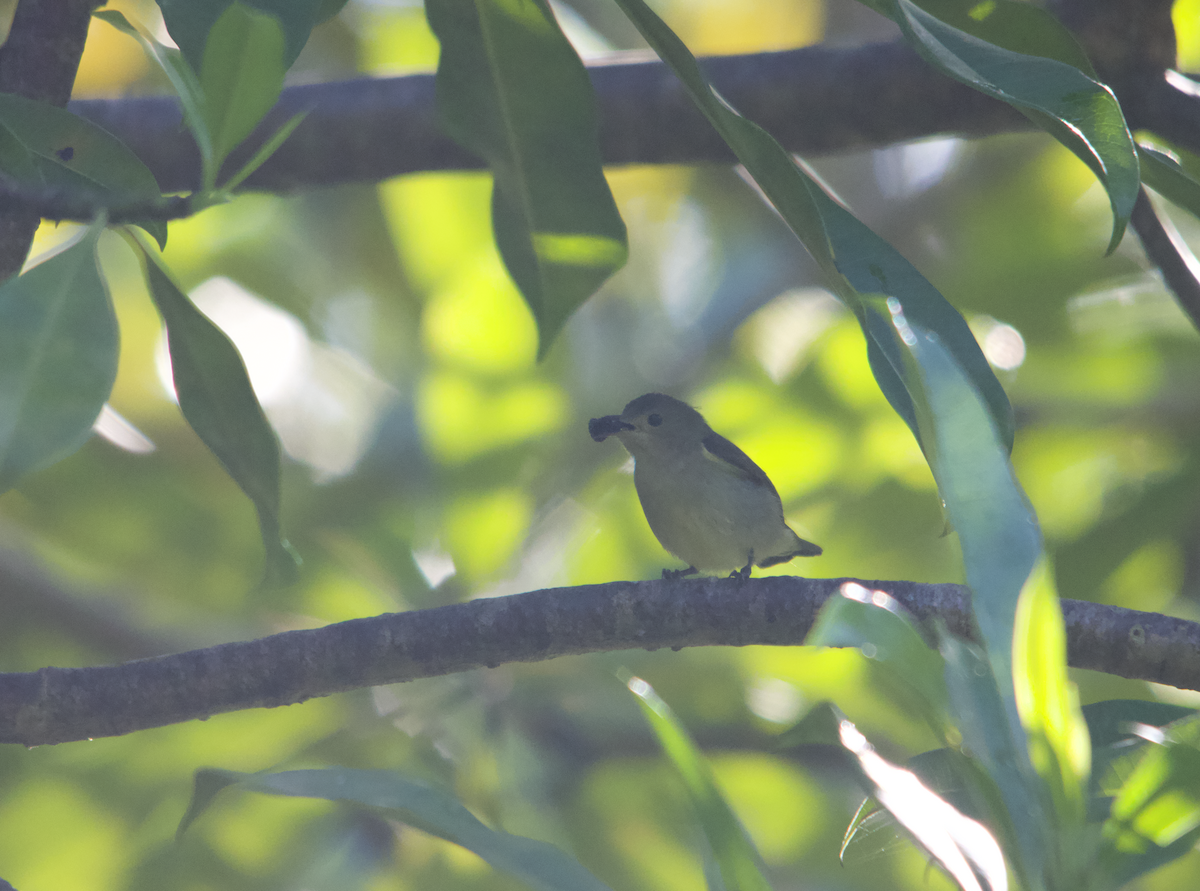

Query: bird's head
[589,393,710,458]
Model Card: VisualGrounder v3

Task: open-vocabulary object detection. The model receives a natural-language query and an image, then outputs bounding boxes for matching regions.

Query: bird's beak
[589,415,636,442]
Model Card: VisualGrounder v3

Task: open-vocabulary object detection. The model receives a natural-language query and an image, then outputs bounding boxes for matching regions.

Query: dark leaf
[0,223,116,491]
[427,0,628,357]
[138,245,298,585]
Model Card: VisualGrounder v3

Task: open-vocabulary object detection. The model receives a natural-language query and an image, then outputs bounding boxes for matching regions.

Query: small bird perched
[589,393,822,579]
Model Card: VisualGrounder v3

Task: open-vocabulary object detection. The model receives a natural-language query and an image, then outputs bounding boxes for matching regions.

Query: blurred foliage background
[2,0,1200,888]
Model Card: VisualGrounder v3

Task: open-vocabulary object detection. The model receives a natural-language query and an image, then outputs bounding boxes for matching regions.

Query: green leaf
[157,0,321,70]
[628,676,772,891]
[95,9,214,190]
[806,582,951,736]
[608,0,1013,452]
[868,299,1046,882]
[0,222,116,491]
[1106,717,1200,850]
[940,634,1045,890]
[1138,145,1200,220]
[178,767,615,891]
[134,238,298,586]
[0,91,166,247]
[200,4,288,179]
[1013,559,1090,829]
[1093,713,1200,888]
[876,0,1138,253]
[897,0,1096,75]
[426,0,628,358]
[875,300,1040,679]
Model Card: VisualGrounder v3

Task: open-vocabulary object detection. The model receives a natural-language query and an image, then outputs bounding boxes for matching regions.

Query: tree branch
[0,0,102,281]
[2,575,1197,747]
[0,180,194,223]
[67,42,1030,195]
[62,0,1195,198]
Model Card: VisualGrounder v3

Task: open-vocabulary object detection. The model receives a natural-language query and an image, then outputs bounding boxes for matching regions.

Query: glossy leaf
[880,0,1096,76]
[157,0,321,70]
[0,91,166,246]
[95,9,214,189]
[1013,559,1090,828]
[1138,145,1200,220]
[0,223,116,491]
[426,0,628,358]
[179,767,615,891]
[873,0,1138,253]
[806,582,951,735]
[628,676,772,891]
[136,240,297,585]
[608,0,1014,452]
[200,4,287,177]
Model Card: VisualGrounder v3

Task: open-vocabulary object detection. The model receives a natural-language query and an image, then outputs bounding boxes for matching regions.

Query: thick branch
[2,575,1197,747]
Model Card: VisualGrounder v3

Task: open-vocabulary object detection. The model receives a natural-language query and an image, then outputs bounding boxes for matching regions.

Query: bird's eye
[647,413,663,427]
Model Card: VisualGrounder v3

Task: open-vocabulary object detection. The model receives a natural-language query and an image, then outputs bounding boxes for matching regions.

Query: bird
[589,393,822,579]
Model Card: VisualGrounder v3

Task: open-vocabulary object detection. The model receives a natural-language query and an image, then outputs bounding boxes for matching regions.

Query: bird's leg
[730,550,754,581]
[663,565,698,580]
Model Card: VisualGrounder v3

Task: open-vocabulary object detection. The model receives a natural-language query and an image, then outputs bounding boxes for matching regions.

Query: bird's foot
[663,566,698,580]
[729,551,754,581]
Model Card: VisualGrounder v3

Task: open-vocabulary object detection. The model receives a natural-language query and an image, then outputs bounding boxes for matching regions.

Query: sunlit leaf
[867,299,1047,883]
[841,746,1005,859]
[200,4,287,176]
[872,0,1138,253]
[1095,714,1200,886]
[608,0,1014,452]
[178,767,616,891]
[135,238,298,585]
[1106,717,1200,849]
[940,634,1043,887]
[628,676,772,891]
[837,711,1008,891]
[0,222,115,491]
[426,0,628,358]
[806,582,951,735]
[0,91,166,246]
[157,0,321,70]
[1013,558,1090,827]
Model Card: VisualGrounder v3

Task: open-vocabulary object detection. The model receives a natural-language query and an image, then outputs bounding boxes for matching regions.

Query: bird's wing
[701,432,776,491]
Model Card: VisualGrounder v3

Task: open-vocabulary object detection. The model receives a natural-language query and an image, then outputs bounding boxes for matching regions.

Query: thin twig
[1131,186,1200,332]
